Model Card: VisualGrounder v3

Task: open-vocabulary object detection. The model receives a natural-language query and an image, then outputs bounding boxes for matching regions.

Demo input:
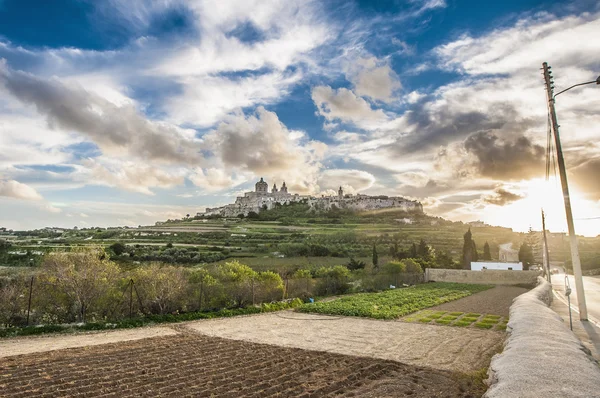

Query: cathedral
[201,178,423,217]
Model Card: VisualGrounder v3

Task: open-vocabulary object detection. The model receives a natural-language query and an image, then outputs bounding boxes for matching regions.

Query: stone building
[201,178,423,217]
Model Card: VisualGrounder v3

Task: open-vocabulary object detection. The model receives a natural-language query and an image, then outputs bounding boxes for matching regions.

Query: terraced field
[0,332,484,397]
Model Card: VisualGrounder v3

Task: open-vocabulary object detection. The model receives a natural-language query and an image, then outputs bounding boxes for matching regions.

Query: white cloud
[346,57,401,102]
[436,12,600,76]
[82,158,185,195]
[317,169,376,194]
[204,107,327,193]
[0,179,43,200]
[164,72,301,128]
[189,168,248,192]
[0,64,203,164]
[311,86,389,129]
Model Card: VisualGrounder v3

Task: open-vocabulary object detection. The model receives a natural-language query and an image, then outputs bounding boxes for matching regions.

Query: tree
[315,265,350,295]
[189,268,218,311]
[212,260,257,307]
[254,271,284,303]
[389,242,398,258]
[347,258,366,271]
[133,263,189,314]
[409,242,417,258]
[40,247,120,322]
[462,228,474,269]
[109,242,127,256]
[403,258,423,273]
[483,241,492,261]
[165,242,173,248]
[471,240,479,261]
[372,244,379,270]
[435,251,457,269]
[417,239,430,259]
[518,242,534,271]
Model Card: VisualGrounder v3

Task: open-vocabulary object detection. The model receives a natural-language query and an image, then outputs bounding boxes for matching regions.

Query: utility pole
[541,210,551,283]
[542,62,587,320]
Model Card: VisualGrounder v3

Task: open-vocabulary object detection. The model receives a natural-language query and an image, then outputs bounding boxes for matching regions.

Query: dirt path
[184,311,504,373]
[0,333,484,397]
[426,285,529,316]
[0,326,178,358]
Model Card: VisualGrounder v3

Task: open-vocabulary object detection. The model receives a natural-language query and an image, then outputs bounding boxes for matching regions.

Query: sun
[482,178,600,237]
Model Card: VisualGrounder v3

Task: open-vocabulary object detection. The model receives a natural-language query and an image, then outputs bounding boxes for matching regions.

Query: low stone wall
[485,277,600,397]
[425,268,540,285]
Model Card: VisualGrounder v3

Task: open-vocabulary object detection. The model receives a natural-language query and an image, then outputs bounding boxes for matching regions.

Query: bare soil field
[0,326,178,358]
[185,311,504,372]
[0,332,484,397]
[425,285,529,316]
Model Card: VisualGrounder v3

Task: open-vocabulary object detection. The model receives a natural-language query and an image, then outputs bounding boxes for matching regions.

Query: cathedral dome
[255,177,269,193]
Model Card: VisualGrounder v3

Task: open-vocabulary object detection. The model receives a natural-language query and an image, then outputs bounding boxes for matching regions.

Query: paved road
[552,272,600,325]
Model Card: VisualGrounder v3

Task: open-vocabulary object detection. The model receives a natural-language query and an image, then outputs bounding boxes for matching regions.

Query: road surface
[552,272,600,325]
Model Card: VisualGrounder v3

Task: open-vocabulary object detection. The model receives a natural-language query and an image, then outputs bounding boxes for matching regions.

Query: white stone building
[201,178,423,217]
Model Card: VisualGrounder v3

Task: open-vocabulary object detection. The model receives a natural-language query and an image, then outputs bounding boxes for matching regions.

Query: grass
[297,282,493,320]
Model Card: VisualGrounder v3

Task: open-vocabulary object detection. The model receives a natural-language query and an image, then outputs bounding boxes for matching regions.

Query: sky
[1,0,600,235]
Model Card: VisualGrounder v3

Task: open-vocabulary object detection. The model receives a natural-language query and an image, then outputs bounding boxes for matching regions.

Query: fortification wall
[425,268,541,285]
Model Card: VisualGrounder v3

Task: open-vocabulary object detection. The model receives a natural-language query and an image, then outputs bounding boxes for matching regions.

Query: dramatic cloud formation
[0,65,202,164]
[482,187,525,206]
[1,1,599,233]
[204,107,327,193]
[571,157,600,200]
[463,132,545,181]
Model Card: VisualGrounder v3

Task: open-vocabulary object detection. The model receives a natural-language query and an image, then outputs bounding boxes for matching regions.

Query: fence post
[284,276,288,300]
[129,279,134,319]
[251,278,255,306]
[199,279,204,311]
[26,276,34,326]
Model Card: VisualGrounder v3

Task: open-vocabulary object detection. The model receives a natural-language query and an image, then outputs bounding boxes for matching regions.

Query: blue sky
[1,0,600,235]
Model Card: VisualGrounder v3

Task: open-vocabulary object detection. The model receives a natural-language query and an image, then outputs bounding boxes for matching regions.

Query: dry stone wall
[425,268,541,285]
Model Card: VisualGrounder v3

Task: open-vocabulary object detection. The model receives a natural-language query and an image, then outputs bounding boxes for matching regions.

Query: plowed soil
[0,332,484,397]
[426,286,529,316]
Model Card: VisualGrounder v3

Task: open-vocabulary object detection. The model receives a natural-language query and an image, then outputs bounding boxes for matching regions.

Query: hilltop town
[199,178,424,218]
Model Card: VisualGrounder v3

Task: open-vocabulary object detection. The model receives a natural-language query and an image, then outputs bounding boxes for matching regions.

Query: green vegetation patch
[297,282,493,320]
[0,298,303,339]
[474,322,496,329]
[452,320,474,327]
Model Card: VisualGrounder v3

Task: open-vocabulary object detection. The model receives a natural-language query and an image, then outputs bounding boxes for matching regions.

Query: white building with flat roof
[471,262,523,271]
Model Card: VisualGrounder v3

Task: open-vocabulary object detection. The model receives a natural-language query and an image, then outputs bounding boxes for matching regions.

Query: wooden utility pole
[542,62,587,320]
[541,210,551,283]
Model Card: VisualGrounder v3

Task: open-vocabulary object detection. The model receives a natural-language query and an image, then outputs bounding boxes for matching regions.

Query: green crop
[297,282,493,320]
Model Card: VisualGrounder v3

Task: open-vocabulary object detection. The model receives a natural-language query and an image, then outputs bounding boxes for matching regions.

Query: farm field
[0,332,487,397]
[184,311,503,373]
[297,282,493,319]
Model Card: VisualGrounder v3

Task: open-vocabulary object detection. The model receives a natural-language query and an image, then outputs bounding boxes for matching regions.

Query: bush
[314,265,351,296]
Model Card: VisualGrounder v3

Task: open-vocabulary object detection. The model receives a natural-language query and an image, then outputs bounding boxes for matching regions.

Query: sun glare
[482,178,600,237]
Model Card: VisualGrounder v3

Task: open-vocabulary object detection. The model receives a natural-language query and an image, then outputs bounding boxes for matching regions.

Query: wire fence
[0,271,424,328]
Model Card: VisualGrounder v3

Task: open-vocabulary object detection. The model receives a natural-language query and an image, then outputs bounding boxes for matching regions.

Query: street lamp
[554,75,600,97]
[542,63,599,321]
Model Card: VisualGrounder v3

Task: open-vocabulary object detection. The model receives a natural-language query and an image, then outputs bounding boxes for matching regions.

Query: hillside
[0,205,530,272]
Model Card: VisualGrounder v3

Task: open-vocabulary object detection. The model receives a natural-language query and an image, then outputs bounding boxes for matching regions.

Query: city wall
[424,268,541,285]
